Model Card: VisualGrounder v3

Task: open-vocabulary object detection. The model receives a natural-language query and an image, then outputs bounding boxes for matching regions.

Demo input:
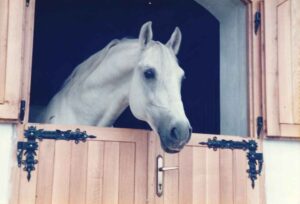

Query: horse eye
[144,68,156,79]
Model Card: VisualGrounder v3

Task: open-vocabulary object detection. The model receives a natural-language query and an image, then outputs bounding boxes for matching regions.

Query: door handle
[156,155,178,197]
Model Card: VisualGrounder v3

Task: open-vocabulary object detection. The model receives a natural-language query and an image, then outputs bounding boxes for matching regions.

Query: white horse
[39,21,192,153]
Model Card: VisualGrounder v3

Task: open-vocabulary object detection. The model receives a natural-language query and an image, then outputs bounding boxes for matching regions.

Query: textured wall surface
[194,0,248,136]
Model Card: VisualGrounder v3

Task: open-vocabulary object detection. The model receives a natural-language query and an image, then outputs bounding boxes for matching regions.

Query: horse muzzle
[158,121,192,153]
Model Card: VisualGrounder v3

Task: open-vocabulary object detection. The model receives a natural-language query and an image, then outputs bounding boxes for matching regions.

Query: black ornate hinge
[256,116,263,138]
[19,100,26,123]
[26,0,30,7]
[200,137,263,188]
[254,11,261,34]
[17,126,96,181]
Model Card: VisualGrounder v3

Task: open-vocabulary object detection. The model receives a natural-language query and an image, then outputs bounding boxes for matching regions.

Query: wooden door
[12,125,264,204]
[264,0,300,137]
[147,132,265,204]
[12,124,148,204]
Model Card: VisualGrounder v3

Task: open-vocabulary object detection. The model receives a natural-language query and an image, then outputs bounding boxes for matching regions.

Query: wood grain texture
[192,147,206,204]
[220,150,233,204]
[134,136,148,204]
[264,0,281,136]
[51,141,72,204]
[0,0,8,103]
[0,0,24,120]
[206,149,220,204]
[277,0,293,124]
[119,142,135,204]
[179,146,193,204]
[69,142,88,204]
[86,141,104,204]
[291,0,300,124]
[35,140,56,204]
[233,151,247,204]
[102,142,120,204]
[164,153,179,204]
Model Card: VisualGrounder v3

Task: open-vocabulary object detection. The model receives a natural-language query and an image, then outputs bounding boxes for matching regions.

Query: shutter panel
[0,0,24,120]
[264,0,300,137]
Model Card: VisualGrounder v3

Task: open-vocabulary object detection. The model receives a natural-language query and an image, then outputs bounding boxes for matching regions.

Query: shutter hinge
[19,100,26,123]
[26,0,30,7]
[256,116,263,138]
[254,11,261,35]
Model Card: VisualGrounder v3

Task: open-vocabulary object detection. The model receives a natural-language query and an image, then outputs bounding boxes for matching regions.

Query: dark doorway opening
[30,0,220,134]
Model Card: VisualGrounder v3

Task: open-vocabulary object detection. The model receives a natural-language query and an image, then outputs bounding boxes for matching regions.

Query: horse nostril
[170,127,178,140]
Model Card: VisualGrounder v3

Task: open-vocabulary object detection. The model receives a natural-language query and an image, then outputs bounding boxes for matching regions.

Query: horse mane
[60,39,122,90]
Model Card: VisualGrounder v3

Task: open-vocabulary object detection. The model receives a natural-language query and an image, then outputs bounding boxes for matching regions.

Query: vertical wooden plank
[206,149,220,204]
[86,141,104,204]
[102,142,119,204]
[291,0,300,123]
[4,0,24,103]
[154,133,164,204]
[147,132,159,204]
[36,140,56,204]
[69,142,88,204]
[233,151,247,204]
[134,136,148,204]
[264,0,281,136]
[21,0,36,123]
[118,142,135,204]
[164,153,179,204]
[192,147,206,204]
[277,0,293,124]
[0,0,8,103]
[51,141,72,204]
[219,150,234,204]
[179,146,193,204]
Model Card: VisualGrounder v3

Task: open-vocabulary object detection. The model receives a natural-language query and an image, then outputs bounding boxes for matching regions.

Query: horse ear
[139,21,153,47]
[166,27,182,55]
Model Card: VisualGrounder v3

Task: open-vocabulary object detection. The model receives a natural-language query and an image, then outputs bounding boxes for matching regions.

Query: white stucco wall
[264,140,300,204]
[0,124,16,204]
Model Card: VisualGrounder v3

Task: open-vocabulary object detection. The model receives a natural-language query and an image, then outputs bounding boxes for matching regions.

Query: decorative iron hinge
[254,11,261,34]
[19,100,26,123]
[256,116,263,138]
[17,126,96,181]
[26,0,30,7]
[200,137,263,188]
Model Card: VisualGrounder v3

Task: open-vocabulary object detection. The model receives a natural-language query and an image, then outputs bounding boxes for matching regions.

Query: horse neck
[68,40,141,126]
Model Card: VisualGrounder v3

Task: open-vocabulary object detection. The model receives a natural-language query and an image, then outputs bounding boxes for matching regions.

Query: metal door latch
[17,126,96,181]
[156,155,178,197]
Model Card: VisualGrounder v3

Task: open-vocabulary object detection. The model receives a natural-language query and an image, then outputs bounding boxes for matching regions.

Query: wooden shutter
[264,0,300,137]
[0,0,24,120]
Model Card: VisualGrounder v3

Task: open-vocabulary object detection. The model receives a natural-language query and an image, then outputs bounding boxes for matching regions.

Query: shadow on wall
[30,0,220,134]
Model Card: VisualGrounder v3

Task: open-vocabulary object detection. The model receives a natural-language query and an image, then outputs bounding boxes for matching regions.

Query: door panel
[148,132,264,204]
[15,124,149,204]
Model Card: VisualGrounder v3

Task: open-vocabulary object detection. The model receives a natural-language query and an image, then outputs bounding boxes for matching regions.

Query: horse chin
[160,140,182,154]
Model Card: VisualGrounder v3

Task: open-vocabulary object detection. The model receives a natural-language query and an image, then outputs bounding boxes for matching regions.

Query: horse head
[129,22,192,153]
